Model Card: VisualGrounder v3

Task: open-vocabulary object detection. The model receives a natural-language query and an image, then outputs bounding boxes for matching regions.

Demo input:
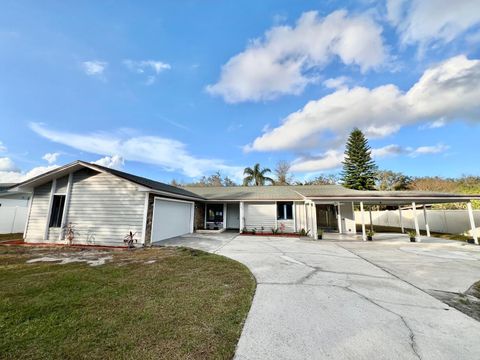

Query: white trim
[423,205,431,237]
[223,203,227,229]
[58,173,73,241]
[399,206,404,233]
[140,192,150,244]
[293,202,297,232]
[23,195,33,240]
[412,202,420,239]
[239,201,244,231]
[275,201,278,229]
[204,203,207,229]
[311,202,317,239]
[467,201,478,245]
[360,202,366,241]
[44,179,56,241]
[337,202,343,234]
[190,201,195,233]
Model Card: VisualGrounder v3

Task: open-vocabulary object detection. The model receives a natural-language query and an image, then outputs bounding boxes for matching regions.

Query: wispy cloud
[0,141,6,152]
[123,60,171,85]
[81,60,107,76]
[42,152,60,164]
[93,155,124,169]
[29,122,243,180]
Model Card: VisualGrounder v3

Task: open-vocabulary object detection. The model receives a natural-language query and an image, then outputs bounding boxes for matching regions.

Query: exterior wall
[0,194,29,234]
[294,202,307,232]
[24,182,52,241]
[144,193,156,245]
[354,209,480,235]
[65,168,145,246]
[244,202,277,232]
[25,168,146,246]
[340,202,356,234]
[193,202,205,230]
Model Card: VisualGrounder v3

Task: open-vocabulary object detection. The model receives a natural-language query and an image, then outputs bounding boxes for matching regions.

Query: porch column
[59,173,73,241]
[399,206,404,233]
[223,203,227,229]
[412,202,420,239]
[369,207,373,232]
[311,202,317,239]
[360,201,366,241]
[467,201,478,245]
[337,203,343,234]
[423,205,431,237]
[239,202,245,232]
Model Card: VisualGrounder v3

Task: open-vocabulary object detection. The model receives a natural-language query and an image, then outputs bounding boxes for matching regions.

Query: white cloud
[419,118,447,130]
[371,144,405,158]
[0,157,58,183]
[82,60,107,76]
[290,150,344,172]
[42,152,60,164]
[123,60,171,85]
[409,144,449,157]
[93,155,124,169]
[0,141,6,152]
[246,55,480,152]
[206,10,386,103]
[323,76,351,90]
[0,157,18,172]
[386,0,480,46]
[29,123,243,180]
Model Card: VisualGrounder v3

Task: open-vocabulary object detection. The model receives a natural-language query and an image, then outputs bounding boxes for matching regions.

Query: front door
[316,205,338,231]
[226,203,240,229]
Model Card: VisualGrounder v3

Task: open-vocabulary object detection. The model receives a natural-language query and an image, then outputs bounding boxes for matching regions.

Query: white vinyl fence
[0,205,28,234]
[355,209,480,235]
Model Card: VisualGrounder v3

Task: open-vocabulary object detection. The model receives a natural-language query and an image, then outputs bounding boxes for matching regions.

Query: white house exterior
[9,160,480,247]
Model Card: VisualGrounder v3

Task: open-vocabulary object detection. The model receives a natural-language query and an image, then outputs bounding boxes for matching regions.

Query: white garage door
[152,199,193,242]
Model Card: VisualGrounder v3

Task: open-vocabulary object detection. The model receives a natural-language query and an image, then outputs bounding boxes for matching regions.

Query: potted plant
[367,229,374,241]
[317,228,324,240]
[407,230,417,242]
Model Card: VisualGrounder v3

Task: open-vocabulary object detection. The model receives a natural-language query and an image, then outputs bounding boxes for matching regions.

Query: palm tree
[243,163,274,186]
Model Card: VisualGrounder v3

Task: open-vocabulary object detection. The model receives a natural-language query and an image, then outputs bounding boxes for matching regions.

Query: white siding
[295,202,307,232]
[25,182,52,241]
[65,168,145,246]
[244,202,276,232]
[55,175,69,194]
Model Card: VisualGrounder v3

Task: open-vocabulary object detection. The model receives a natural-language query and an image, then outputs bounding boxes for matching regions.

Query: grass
[0,246,256,359]
[355,225,473,242]
[0,233,23,242]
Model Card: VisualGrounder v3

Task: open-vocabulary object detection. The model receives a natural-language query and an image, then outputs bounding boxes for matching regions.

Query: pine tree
[341,128,377,190]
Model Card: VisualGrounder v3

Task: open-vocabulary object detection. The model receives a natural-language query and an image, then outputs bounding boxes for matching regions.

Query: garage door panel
[152,199,192,242]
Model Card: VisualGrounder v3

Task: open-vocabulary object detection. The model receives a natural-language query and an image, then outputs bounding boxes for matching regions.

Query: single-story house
[8,160,480,246]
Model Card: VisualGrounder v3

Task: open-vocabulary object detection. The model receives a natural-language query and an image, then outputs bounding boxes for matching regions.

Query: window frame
[49,194,66,228]
[206,204,224,223]
[277,201,293,220]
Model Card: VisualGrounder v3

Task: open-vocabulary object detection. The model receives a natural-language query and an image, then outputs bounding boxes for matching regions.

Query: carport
[301,189,480,245]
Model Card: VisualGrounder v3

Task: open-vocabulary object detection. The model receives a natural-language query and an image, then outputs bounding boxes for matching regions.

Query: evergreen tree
[341,128,377,190]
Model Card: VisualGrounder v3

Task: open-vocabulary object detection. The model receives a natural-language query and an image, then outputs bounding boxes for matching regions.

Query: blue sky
[1,0,480,184]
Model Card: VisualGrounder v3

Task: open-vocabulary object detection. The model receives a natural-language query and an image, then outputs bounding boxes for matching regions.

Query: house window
[277,202,293,220]
[49,195,66,228]
[206,204,224,222]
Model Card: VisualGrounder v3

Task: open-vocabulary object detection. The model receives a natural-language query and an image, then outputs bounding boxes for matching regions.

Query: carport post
[337,203,342,234]
[239,202,244,232]
[467,201,478,245]
[423,205,431,237]
[412,202,420,239]
[369,207,373,232]
[360,201,366,241]
[399,206,404,233]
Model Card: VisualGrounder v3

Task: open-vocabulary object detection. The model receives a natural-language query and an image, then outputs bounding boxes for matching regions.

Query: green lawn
[0,246,255,359]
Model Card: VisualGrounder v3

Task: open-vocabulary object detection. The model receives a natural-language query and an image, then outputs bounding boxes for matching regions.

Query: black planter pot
[367,236,373,241]
[467,239,475,244]
[410,237,416,242]
[317,235,323,240]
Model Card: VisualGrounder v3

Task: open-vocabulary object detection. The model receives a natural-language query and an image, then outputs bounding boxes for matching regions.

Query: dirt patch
[429,281,480,321]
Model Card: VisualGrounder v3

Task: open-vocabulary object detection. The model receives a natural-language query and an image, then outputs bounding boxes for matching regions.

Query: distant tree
[186,171,238,187]
[170,179,183,187]
[297,174,339,185]
[376,170,412,191]
[341,128,377,190]
[243,163,274,186]
[274,160,293,185]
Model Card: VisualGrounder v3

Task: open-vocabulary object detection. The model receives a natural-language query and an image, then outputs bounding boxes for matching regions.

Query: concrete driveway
[157,234,480,360]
